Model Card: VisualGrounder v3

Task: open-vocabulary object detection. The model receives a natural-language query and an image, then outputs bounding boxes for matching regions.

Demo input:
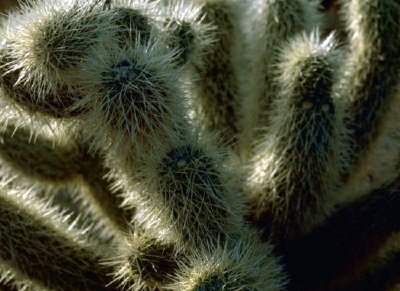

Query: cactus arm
[246,31,348,240]
[236,0,321,157]
[337,0,400,169]
[0,186,118,290]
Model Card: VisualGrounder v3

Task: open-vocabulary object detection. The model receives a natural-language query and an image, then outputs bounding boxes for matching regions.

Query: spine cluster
[0,0,399,290]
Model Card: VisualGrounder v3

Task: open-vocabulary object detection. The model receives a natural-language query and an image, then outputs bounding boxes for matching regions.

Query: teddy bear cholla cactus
[0,0,400,290]
[245,31,350,241]
[0,0,286,290]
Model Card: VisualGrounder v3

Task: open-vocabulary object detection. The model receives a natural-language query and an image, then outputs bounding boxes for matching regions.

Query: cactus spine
[0,0,399,290]
[0,187,117,291]
[124,130,244,249]
[337,0,400,169]
[236,0,321,157]
[246,31,348,240]
[168,230,287,291]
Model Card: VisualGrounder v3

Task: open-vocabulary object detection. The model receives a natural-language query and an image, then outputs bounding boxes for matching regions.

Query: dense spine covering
[0,0,399,289]
[0,264,40,291]
[168,230,287,291]
[186,0,240,146]
[334,86,400,206]
[246,31,348,240]
[110,230,178,290]
[0,122,83,183]
[0,187,117,291]
[0,271,43,291]
[236,0,321,157]
[155,0,215,69]
[79,154,135,234]
[0,0,115,114]
[337,0,400,169]
[120,129,245,250]
[109,0,157,44]
[0,121,132,235]
[70,34,185,163]
[0,44,83,119]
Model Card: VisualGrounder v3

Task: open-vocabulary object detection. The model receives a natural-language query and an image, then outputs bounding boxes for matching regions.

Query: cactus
[245,30,349,241]
[235,0,321,157]
[0,0,400,290]
[122,129,245,250]
[168,230,286,291]
[0,187,117,291]
[109,229,179,290]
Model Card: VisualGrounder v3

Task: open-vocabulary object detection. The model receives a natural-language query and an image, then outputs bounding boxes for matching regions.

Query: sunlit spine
[236,0,321,158]
[0,263,41,291]
[118,129,245,251]
[336,0,400,171]
[109,230,178,290]
[0,122,83,183]
[69,34,186,165]
[109,0,159,44]
[0,44,83,119]
[246,31,348,240]
[188,0,240,146]
[0,0,115,115]
[168,230,287,291]
[154,0,216,69]
[0,120,132,237]
[0,186,117,291]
